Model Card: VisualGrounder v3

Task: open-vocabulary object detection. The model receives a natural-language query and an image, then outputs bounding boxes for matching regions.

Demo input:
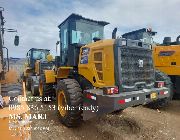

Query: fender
[56,67,73,79]
[44,70,56,83]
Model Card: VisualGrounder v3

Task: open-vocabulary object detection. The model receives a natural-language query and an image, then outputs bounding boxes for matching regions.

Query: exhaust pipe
[112,28,117,39]
[176,35,180,44]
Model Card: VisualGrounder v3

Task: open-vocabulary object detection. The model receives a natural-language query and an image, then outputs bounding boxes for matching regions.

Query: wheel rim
[58,91,67,117]
[39,81,43,96]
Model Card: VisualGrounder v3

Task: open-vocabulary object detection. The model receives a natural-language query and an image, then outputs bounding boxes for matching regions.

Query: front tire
[39,74,54,103]
[31,79,39,96]
[56,79,83,127]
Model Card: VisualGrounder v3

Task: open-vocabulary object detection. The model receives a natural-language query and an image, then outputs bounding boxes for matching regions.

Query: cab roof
[122,28,157,37]
[58,13,109,29]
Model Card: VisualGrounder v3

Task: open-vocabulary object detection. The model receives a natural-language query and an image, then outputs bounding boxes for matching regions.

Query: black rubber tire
[26,77,31,91]
[39,74,55,103]
[111,109,123,115]
[56,79,83,127]
[146,70,173,109]
[31,79,39,96]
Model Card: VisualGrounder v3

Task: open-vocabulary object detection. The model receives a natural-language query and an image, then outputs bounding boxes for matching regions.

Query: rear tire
[146,70,173,109]
[56,79,83,127]
[39,74,55,103]
[31,79,39,96]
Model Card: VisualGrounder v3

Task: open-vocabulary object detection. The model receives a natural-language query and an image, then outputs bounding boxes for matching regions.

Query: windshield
[142,32,154,44]
[32,50,49,60]
[71,21,104,44]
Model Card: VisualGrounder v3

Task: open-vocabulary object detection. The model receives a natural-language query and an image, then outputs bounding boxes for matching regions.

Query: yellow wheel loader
[122,28,178,99]
[23,48,55,98]
[41,14,170,127]
[0,7,31,139]
[153,36,180,98]
[122,28,174,108]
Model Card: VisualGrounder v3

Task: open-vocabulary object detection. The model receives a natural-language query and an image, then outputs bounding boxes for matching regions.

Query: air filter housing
[163,37,171,45]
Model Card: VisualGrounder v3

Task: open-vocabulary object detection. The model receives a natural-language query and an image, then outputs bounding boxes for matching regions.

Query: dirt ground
[28,92,180,140]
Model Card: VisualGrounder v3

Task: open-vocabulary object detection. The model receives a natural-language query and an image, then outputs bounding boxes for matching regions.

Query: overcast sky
[1,0,180,58]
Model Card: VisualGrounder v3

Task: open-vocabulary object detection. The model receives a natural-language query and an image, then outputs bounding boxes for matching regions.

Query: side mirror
[56,41,60,56]
[14,35,19,46]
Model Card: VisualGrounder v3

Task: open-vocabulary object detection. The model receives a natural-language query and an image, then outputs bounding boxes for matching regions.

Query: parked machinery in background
[153,35,180,98]
[39,14,171,127]
[122,28,174,109]
[0,7,31,140]
[122,28,178,99]
[23,48,54,96]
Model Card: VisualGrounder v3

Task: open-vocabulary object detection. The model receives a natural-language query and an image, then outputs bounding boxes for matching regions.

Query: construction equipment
[23,48,54,96]
[122,28,177,99]
[41,14,170,127]
[0,7,31,139]
[122,28,174,107]
[153,35,180,98]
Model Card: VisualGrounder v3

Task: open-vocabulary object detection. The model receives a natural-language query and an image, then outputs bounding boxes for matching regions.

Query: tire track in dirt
[27,91,179,140]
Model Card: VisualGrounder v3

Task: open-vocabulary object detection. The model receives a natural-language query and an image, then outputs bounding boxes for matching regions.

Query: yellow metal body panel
[0,99,31,140]
[56,67,73,79]
[24,66,33,77]
[23,61,32,77]
[78,39,115,88]
[44,70,56,83]
[153,45,180,75]
[35,60,40,75]
[0,83,31,139]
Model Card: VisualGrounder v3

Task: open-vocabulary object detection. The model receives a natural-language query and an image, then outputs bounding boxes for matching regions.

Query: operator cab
[26,48,50,69]
[122,28,157,45]
[58,13,109,66]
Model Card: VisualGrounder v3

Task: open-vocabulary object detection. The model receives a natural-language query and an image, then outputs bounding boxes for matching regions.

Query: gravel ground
[27,92,180,140]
